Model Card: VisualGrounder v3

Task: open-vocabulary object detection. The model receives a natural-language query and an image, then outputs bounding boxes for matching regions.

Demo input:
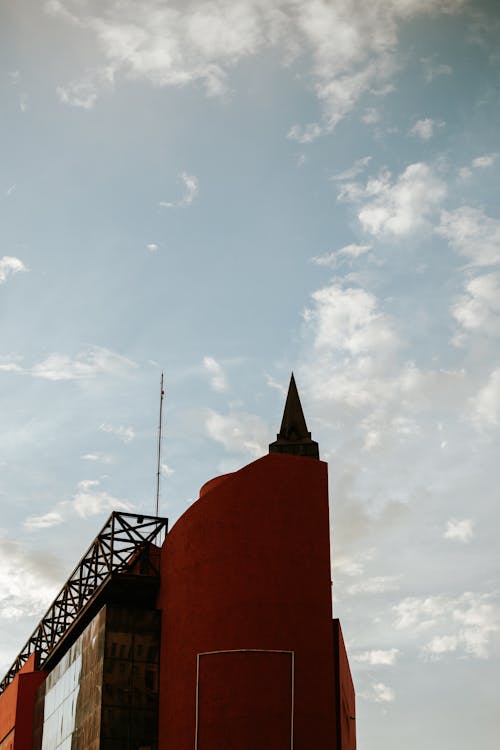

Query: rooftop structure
[0,376,356,750]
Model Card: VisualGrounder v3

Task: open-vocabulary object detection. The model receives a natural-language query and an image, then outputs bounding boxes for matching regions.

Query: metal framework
[0,511,168,695]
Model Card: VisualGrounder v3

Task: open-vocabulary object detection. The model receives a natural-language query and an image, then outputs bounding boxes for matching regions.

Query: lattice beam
[0,511,168,694]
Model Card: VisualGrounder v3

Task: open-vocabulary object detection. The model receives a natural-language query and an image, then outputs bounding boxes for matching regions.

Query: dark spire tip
[269,373,319,459]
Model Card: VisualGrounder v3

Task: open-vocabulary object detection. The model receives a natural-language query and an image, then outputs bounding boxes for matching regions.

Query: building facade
[0,376,356,750]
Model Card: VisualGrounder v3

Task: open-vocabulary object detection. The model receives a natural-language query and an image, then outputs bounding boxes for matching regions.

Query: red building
[0,375,356,750]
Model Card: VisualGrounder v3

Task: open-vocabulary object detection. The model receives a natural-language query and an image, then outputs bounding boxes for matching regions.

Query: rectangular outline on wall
[195,649,295,750]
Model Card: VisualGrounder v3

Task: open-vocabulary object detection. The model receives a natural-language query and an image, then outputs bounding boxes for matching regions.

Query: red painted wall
[333,619,356,750]
[157,452,338,750]
[0,655,46,750]
[0,670,19,747]
[197,650,293,750]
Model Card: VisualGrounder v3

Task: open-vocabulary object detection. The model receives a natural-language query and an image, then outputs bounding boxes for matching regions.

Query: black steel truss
[0,511,168,694]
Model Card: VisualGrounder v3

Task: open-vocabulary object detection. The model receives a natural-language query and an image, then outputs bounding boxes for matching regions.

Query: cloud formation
[394,592,500,659]
[23,511,64,530]
[81,452,114,464]
[452,272,500,344]
[330,156,373,182]
[0,537,61,620]
[339,162,447,237]
[205,409,268,458]
[471,153,498,169]
[159,172,199,208]
[437,207,500,266]
[0,256,27,284]
[202,355,228,392]
[361,681,395,703]
[420,56,452,82]
[73,479,132,518]
[47,0,465,135]
[470,367,500,428]
[408,117,444,140]
[99,423,136,443]
[311,243,371,268]
[31,347,137,381]
[347,575,400,595]
[57,79,100,109]
[443,518,474,543]
[353,648,400,665]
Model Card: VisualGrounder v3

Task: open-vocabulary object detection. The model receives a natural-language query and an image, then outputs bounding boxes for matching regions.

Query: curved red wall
[157,452,336,750]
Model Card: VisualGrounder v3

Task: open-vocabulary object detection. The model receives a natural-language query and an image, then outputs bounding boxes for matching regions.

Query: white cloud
[330,156,372,182]
[334,555,365,577]
[205,409,268,458]
[73,479,132,518]
[81,452,114,464]
[99,423,136,443]
[311,243,371,268]
[19,93,29,112]
[6,184,16,197]
[147,243,159,252]
[394,592,500,659]
[334,548,377,578]
[299,278,469,470]
[420,56,452,82]
[56,66,114,109]
[452,273,500,344]
[23,511,64,530]
[340,163,447,237]
[469,367,500,427]
[347,575,400,595]
[159,172,199,208]
[287,122,323,144]
[408,117,444,140]
[287,1,401,140]
[303,284,399,409]
[361,107,380,125]
[471,153,498,169]
[423,634,459,655]
[353,648,400,665]
[459,153,499,180]
[305,284,398,358]
[265,373,287,396]
[31,346,136,381]
[361,681,395,703]
[47,0,465,133]
[339,243,372,258]
[437,207,500,266]
[202,355,228,392]
[443,518,474,543]
[394,595,451,630]
[57,79,100,109]
[45,0,84,26]
[0,256,28,284]
[161,462,174,477]
[0,537,61,620]
[0,354,23,373]
[286,1,460,140]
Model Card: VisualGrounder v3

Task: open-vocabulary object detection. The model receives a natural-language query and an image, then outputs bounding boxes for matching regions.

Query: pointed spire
[269,373,319,459]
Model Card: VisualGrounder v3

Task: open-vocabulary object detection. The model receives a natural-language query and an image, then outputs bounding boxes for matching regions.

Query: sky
[1,0,499,747]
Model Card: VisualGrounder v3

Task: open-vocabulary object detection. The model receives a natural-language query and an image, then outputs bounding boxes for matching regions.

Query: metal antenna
[155,372,165,516]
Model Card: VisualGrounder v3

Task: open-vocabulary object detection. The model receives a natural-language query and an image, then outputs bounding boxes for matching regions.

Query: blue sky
[1,1,499,747]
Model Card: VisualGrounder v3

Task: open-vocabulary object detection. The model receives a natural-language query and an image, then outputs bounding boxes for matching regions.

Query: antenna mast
[155,372,165,516]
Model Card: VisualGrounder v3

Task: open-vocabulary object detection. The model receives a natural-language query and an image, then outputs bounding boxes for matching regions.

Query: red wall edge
[157,452,338,750]
[333,619,356,750]
[0,655,46,750]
